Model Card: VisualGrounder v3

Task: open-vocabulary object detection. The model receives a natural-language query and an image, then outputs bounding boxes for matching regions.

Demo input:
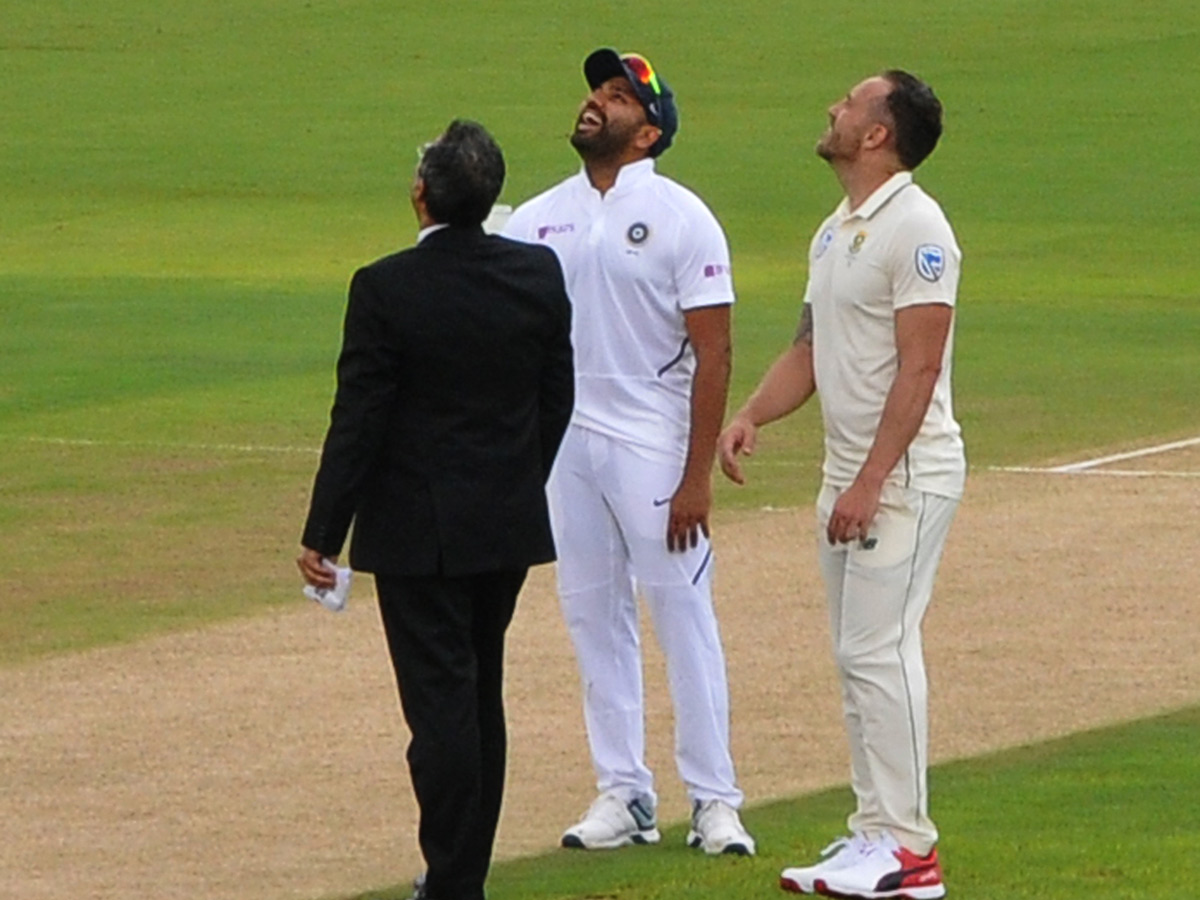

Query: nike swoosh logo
[652,497,671,507]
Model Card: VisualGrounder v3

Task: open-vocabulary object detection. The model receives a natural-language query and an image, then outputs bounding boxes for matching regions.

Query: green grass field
[4,0,1197,661]
[344,706,1199,900]
[3,1,1199,897]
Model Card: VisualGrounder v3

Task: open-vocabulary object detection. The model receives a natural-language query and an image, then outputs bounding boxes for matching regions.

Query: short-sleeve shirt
[804,171,966,498]
[505,159,735,462]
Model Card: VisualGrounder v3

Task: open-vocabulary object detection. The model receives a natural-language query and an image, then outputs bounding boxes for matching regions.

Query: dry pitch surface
[3,460,1198,900]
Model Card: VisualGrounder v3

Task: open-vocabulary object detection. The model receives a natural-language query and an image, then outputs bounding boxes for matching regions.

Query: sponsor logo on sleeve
[815,227,835,259]
[915,244,946,282]
[703,263,732,278]
[537,223,575,240]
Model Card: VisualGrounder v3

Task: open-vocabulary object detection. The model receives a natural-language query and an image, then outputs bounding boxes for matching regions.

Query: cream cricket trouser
[548,424,743,809]
[816,482,959,856]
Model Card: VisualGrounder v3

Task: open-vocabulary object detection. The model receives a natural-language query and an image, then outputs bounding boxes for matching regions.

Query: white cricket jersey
[804,171,966,498]
[504,159,735,461]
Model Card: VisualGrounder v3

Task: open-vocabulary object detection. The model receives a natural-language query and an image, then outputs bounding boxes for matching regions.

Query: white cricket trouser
[816,482,959,856]
[549,425,743,809]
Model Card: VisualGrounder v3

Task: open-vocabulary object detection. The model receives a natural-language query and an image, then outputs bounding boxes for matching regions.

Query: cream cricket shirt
[505,159,735,462]
[804,171,966,498]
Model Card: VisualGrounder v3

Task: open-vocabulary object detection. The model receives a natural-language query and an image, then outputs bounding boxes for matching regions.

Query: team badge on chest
[626,222,650,245]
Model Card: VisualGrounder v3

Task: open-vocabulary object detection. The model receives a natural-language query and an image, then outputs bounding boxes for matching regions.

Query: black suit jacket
[301,225,574,577]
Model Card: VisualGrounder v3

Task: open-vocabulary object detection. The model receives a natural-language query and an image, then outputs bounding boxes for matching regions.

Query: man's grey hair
[418,119,506,227]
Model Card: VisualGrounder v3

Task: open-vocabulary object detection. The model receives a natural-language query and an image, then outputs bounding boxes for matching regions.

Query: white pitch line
[1046,436,1200,472]
[15,436,1200,476]
[18,436,320,455]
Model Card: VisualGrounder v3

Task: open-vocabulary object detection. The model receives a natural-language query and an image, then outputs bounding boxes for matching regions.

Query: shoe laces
[582,792,655,830]
[820,831,871,861]
[580,792,625,823]
[867,831,901,859]
[693,799,732,826]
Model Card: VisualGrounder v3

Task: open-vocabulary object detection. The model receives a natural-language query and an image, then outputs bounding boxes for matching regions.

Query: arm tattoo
[793,304,813,346]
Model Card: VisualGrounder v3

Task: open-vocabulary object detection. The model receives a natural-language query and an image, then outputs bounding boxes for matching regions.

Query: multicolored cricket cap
[583,48,678,157]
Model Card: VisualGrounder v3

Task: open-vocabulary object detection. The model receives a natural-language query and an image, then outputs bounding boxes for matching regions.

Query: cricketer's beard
[569,109,641,162]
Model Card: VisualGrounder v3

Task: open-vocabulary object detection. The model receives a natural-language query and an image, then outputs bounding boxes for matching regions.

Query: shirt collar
[417,223,450,243]
[577,157,657,198]
[610,157,656,194]
[840,171,913,221]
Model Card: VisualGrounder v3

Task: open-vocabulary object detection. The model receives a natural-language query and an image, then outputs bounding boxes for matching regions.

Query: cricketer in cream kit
[805,169,965,857]
[806,170,965,499]
[718,69,962,895]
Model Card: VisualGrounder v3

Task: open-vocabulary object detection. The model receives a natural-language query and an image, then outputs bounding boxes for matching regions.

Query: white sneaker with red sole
[780,833,872,893]
[813,832,945,899]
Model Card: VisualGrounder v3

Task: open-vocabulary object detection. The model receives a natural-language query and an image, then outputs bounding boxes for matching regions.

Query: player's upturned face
[817,77,891,163]
[570,76,649,160]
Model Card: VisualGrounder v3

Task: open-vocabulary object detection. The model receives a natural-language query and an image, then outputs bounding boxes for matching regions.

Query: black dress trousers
[374,568,527,900]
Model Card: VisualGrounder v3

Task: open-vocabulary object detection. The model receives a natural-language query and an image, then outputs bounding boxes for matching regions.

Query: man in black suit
[297,119,574,900]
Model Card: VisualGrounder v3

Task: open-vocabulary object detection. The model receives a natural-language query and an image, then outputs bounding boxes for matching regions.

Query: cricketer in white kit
[505,48,755,856]
[720,70,963,899]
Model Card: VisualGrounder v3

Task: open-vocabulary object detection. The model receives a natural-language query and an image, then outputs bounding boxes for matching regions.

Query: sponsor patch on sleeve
[815,227,835,260]
[703,263,731,278]
[915,244,946,282]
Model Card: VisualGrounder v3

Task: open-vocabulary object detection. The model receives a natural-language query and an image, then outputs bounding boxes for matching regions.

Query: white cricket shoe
[810,832,946,899]
[561,792,661,849]
[780,832,872,893]
[686,799,756,856]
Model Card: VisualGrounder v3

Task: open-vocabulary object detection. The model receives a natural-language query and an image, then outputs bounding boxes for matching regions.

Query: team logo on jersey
[915,244,946,282]
[815,227,835,259]
[850,231,868,254]
[627,222,650,245]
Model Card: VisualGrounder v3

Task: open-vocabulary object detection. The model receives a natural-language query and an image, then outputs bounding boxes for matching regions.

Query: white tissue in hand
[303,561,351,612]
